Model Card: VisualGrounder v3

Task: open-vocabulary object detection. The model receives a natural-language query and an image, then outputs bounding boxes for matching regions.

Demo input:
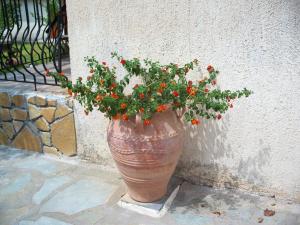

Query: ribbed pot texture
[107,110,184,202]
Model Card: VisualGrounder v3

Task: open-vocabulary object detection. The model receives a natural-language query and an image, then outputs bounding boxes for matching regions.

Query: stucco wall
[66,0,300,200]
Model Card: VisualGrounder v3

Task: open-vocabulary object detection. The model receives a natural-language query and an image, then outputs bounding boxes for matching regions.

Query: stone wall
[0,92,76,156]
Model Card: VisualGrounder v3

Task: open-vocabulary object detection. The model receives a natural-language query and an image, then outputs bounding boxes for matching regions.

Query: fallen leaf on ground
[258,217,264,223]
[270,195,275,198]
[212,211,221,216]
[271,203,276,206]
[264,209,275,216]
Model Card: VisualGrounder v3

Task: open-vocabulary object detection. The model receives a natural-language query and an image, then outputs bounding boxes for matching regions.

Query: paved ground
[0,146,299,225]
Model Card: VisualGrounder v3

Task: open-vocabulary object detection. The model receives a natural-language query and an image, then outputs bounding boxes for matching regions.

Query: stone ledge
[0,91,77,156]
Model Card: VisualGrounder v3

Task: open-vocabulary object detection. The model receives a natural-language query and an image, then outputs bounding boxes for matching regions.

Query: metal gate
[0,0,68,90]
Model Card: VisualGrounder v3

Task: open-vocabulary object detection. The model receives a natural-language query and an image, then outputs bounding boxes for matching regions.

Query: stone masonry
[0,91,76,156]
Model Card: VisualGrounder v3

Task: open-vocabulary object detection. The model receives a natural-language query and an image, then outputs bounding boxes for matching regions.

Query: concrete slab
[118,177,183,218]
[0,146,299,225]
[33,176,71,204]
[40,179,117,215]
[18,216,72,225]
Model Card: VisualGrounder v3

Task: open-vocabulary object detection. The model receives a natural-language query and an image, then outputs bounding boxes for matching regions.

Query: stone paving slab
[0,145,300,225]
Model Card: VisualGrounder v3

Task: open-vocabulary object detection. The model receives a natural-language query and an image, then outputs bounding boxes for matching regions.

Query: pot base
[118,176,183,217]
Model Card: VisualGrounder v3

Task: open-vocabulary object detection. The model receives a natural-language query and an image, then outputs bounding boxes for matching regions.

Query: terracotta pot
[107,109,184,202]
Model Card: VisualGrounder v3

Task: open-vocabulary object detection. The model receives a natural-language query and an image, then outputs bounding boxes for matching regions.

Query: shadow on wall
[176,114,271,191]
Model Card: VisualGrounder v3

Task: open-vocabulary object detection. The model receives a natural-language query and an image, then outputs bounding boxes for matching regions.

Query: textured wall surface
[66,0,300,200]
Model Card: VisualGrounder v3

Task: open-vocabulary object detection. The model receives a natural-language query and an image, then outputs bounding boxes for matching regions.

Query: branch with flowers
[47,52,252,126]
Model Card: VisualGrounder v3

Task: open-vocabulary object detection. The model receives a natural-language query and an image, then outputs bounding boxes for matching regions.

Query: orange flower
[144,119,151,126]
[122,114,129,121]
[156,104,167,112]
[160,82,167,88]
[59,72,64,76]
[139,107,144,113]
[96,94,103,101]
[67,88,72,96]
[120,103,127,109]
[111,93,119,99]
[112,114,120,120]
[191,119,200,125]
[187,86,196,96]
[99,79,105,85]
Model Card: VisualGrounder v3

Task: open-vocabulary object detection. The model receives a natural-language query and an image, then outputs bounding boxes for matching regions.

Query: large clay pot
[107,109,184,202]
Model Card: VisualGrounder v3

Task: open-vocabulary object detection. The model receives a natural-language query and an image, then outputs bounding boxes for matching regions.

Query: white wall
[66,0,300,201]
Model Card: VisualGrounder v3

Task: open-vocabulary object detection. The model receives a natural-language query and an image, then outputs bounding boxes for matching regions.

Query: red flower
[172,91,179,97]
[191,119,200,125]
[207,65,214,73]
[157,88,163,94]
[211,80,217,85]
[204,88,209,93]
[186,86,192,94]
[120,103,127,109]
[111,93,119,99]
[139,107,144,113]
[110,82,117,90]
[99,79,105,86]
[134,84,139,89]
[59,72,64,76]
[156,105,167,112]
[217,114,222,120]
[102,61,107,65]
[139,93,145,99]
[144,119,151,126]
[122,114,129,121]
[160,82,167,88]
[188,80,193,86]
[120,59,126,65]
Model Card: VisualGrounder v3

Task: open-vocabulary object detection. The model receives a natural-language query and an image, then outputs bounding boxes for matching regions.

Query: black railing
[0,0,68,90]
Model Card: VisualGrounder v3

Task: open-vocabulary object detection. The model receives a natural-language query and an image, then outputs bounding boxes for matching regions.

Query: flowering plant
[48,52,252,125]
